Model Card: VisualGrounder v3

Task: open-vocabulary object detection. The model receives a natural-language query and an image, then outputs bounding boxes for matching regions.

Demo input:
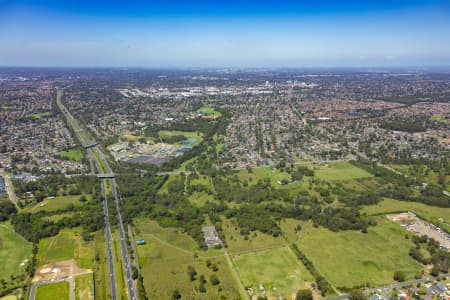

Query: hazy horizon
[1,0,450,68]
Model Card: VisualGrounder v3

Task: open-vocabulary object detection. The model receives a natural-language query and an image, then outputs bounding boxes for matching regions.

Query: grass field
[36,281,69,300]
[56,148,84,162]
[158,130,203,146]
[25,111,52,119]
[223,219,287,253]
[233,246,314,299]
[36,228,94,268]
[314,162,373,181]
[24,195,90,213]
[93,232,110,300]
[75,273,94,300]
[197,105,222,117]
[133,218,239,299]
[297,217,422,288]
[111,231,127,300]
[0,223,33,281]
[188,192,216,207]
[362,198,450,232]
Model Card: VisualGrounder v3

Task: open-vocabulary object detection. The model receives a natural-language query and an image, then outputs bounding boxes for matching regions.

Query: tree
[393,271,406,282]
[210,274,220,286]
[172,289,181,300]
[296,289,313,300]
[348,289,367,300]
[131,266,139,280]
[187,265,197,281]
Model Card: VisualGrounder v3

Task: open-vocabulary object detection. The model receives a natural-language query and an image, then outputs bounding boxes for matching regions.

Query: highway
[57,89,118,300]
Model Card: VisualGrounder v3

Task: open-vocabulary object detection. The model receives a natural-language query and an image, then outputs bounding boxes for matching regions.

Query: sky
[1,0,450,68]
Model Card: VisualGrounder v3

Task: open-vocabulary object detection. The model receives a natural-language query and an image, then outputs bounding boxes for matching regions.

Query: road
[324,274,450,300]
[29,277,75,300]
[2,173,19,209]
[57,89,118,300]
[58,88,136,300]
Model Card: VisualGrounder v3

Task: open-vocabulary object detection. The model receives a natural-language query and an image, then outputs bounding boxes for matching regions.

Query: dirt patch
[33,259,91,282]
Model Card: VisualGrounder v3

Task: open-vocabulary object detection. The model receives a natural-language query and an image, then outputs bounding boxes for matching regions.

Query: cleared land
[24,195,90,213]
[75,273,94,300]
[56,148,84,162]
[198,105,222,117]
[25,111,52,119]
[0,223,33,281]
[133,218,239,299]
[35,281,69,300]
[36,228,94,269]
[362,198,450,233]
[232,246,313,299]
[223,219,287,253]
[313,162,373,181]
[297,217,422,288]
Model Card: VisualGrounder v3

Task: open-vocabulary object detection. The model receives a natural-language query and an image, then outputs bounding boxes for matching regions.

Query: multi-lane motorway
[57,89,136,300]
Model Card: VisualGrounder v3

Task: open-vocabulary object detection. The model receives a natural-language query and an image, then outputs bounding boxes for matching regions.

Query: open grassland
[233,246,314,299]
[36,228,93,268]
[197,105,222,117]
[111,231,127,300]
[158,130,203,145]
[313,162,373,181]
[75,273,94,300]
[223,219,287,253]
[25,111,52,119]
[0,295,18,300]
[133,218,239,299]
[56,148,84,162]
[188,192,216,207]
[93,232,110,300]
[0,223,33,281]
[36,281,69,300]
[297,218,422,288]
[24,194,90,213]
[362,198,450,232]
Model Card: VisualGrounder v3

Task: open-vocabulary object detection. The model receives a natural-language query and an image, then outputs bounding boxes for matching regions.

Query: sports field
[133,218,239,299]
[197,105,222,117]
[35,281,69,300]
[158,130,203,145]
[25,111,52,119]
[36,228,93,268]
[297,217,422,287]
[56,148,84,162]
[232,246,313,299]
[0,223,33,281]
[24,195,90,213]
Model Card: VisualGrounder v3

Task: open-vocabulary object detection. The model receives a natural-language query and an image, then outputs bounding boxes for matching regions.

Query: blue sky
[1,0,450,67]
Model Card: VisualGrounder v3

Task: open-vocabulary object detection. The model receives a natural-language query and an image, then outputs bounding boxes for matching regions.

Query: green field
[362,198,450,232]
[25,111,52,119]
[233,246,314,299]
[0,223,33,281]
[24,195,89,213]
[36,281,69,300]
[56,148,84,162]
[158,130,203,146]
[133,218,239,299]
[297,218,422,288]
[92,232,110,300]
[75,273,94,300]
[314,162,373,181]
[36,228,93,268]
[223,219,287,253]
[197,105,222,117]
